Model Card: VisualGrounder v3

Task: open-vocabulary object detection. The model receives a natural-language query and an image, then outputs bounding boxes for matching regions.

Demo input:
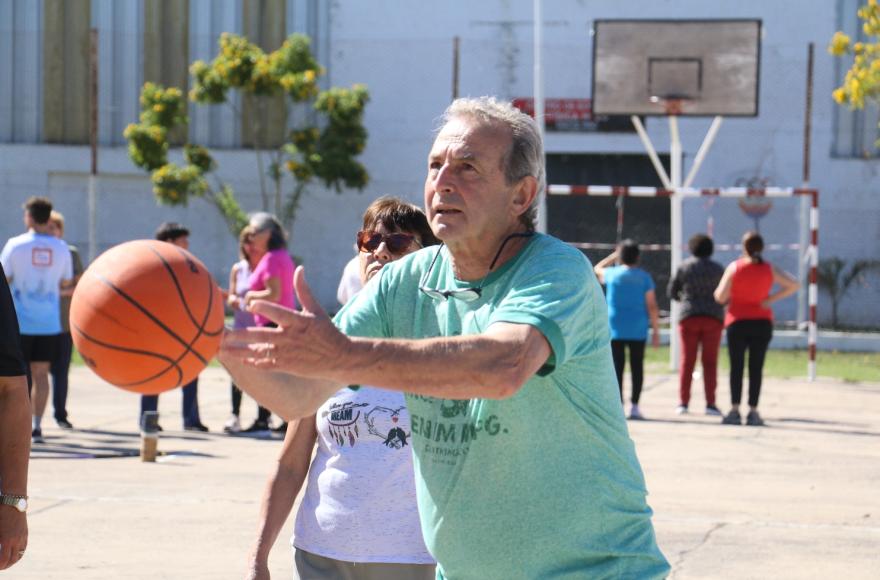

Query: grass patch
[70,344,879,384]
[645,347,880,383]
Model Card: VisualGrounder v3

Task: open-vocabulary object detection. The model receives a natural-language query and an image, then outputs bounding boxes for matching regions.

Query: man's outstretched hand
[221,266,351,380]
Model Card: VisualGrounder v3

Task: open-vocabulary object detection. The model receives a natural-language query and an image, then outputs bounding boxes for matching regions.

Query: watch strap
[0,494,28,506]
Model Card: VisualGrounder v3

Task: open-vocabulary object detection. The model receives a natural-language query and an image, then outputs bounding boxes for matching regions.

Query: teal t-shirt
[335,234,669,579]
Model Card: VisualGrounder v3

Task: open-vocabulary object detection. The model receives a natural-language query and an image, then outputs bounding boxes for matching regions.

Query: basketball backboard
[591,19,761,117]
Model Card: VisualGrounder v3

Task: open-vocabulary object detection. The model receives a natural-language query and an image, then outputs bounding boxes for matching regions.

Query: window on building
[833,0,880,158]
[0,0,43,143]
[43,0,91,145]
[242,0,288,149]
[1,0,311,148]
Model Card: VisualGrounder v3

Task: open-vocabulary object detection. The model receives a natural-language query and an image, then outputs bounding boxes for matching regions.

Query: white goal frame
[547,185,820,381]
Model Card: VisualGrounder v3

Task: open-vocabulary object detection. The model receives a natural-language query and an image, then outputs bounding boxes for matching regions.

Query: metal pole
[534,0,547,234]
[533,0,544,143]
[669,115,683,370]
[803,43,814,186]
[452,36,460,101]
[669,193,683,369]
[630,116,672,189]
[683,116,723,188]
[807,191,819,381]
[88,28,98,263]
[669,116,682,188]
[798,43,815,333]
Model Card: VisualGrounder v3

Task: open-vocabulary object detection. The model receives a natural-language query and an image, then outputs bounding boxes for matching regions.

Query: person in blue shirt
[595,240,660,420]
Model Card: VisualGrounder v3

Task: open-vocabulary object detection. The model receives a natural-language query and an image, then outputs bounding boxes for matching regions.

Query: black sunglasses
[357,230,421,255]
[419,232,534,302]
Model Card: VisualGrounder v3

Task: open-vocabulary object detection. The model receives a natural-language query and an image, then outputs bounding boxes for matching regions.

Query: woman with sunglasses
[246,197,438,580]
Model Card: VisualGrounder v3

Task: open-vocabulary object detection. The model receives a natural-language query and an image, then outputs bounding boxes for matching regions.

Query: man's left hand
[0,509,27,570]
[222,266,351,379]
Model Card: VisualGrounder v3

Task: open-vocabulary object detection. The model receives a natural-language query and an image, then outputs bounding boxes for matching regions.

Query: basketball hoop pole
[630,116,672,188]
[684,116,723,188]
[669,114,684,371]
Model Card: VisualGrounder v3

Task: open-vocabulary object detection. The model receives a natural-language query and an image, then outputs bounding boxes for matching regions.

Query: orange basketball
[70,240,225,395]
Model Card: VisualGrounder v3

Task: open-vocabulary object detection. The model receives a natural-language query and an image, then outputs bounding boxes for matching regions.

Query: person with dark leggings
[595,240,660,420]
[47,211,83,430]
[714,231,799,426]
[222,226,272,434]
[241,212,296,433]
[138,222,209,432]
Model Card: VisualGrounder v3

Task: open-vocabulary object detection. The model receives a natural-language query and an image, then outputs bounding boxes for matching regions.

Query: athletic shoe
[628,405,645,421]
[705,405,723,417]
[675,405,689,415]
[184,423,209,432]
[721,410,742,425]
[32,428,44,444]
[243,419,270,433]
[746,410,765,426]
[56,419,74,429]
[272,421,289,433]
[223,415,241,434]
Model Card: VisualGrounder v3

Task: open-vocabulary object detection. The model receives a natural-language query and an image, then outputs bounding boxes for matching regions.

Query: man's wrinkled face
[424,117,517,246]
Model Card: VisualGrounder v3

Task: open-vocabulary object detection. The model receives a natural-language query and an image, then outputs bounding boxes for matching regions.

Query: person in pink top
[714,231,799,426]
[243,213,296,433]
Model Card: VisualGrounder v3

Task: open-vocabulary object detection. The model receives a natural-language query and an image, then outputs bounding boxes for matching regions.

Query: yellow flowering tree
[125,33,369,235]
[830,0,880,147]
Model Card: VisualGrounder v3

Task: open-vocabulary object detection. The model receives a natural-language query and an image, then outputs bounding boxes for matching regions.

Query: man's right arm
[219,344,342,420]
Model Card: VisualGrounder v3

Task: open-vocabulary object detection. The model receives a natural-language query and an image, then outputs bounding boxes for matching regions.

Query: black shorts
[20,334,61,363]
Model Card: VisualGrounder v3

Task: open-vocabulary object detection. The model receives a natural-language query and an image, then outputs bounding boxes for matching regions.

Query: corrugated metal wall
[0,0,327,148]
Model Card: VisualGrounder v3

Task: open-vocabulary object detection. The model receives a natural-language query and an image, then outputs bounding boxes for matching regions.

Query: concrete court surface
[11,365,880,579]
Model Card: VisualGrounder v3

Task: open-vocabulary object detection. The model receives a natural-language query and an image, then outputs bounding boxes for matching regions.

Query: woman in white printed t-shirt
[246,197,439,580]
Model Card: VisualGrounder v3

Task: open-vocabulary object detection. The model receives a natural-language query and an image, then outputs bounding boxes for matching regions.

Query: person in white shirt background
[0,196,73,444]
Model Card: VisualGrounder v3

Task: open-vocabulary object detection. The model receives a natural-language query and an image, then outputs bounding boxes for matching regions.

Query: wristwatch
[0,494,28,513]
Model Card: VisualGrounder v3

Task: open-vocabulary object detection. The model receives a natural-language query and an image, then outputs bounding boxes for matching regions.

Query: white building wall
[1,0,878,325]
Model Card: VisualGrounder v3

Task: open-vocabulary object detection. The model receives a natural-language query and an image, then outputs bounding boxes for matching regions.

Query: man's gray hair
[439,97,545,231]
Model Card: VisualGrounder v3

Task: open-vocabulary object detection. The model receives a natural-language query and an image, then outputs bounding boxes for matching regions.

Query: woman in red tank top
[714,232,799,427]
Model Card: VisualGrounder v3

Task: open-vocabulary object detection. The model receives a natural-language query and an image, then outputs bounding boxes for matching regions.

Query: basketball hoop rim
[649,97,692,116]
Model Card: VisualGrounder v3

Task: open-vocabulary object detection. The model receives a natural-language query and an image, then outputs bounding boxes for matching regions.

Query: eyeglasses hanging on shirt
[419,232,534,302]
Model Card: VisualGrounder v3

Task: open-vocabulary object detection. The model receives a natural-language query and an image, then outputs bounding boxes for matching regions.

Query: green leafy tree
[829,0,880,146]
[124,33,369,236]
[817,257,880,328]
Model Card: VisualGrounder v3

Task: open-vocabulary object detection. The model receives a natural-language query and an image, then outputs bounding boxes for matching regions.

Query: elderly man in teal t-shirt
[222,97,670,579]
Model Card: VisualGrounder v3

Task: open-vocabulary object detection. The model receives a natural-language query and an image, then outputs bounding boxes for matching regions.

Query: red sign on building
[512,98,634,133]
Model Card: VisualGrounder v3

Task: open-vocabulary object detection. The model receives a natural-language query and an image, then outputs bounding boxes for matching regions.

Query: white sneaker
[628,405,645,421]
[675,405,689,415]
[223,415,241,434]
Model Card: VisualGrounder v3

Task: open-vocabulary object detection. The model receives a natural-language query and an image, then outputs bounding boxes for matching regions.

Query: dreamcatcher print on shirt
[324,401,369,447]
